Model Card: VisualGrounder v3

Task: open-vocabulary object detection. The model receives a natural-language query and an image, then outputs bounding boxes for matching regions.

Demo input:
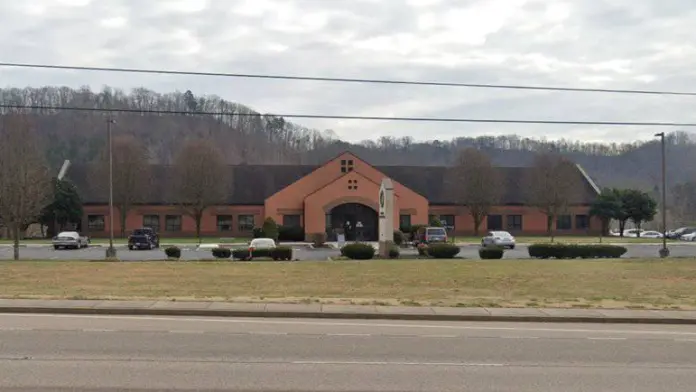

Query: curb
[1,306,695,325]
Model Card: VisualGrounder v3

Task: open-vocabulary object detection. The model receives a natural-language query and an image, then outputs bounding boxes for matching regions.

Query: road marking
[500,336,539,339]
[675,339,696,342]
[291,360,505,367]
[422,334,458,338]
[168,330,204,334]
[7,313,696,337]
[81,328,116,333]
[249,331,288,336]
[588,337,628,341]
[326,333,371,337]
[0,327,34,331]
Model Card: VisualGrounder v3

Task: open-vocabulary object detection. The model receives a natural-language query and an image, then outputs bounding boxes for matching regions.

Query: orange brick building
[70,151,602,240]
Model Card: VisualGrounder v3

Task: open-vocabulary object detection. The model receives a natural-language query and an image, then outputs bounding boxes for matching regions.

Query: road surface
[2,314,696,391]
[1,243,694,260]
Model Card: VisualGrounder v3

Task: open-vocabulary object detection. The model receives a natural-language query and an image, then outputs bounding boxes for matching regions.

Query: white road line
[0,328,34,331]
[81,328,116,332]
[168,330,204,334]
[588,337,628,341]
[326,333,371,337]
[6,313,696,337]
[674,339,696,342]
[249,331,288,336]
[422,334,458,338]
[291,361,505,367]
[500,336,540,339]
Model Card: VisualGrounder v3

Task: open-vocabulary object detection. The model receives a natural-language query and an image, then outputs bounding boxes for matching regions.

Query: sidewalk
[1,298,695,324]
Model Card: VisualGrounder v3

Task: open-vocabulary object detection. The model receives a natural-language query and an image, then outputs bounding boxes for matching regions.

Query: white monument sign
[378,178,395,257]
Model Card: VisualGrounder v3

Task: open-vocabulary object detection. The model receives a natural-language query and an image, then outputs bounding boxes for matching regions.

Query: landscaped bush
[252,227,264,238]
[479,246,504,259]
[341,242,376,260]
[427,243,460,259]
[528,244,628,259]
[270,246,293,261]
[261,217,279,241]
[407,225,427,241]
[388,245,400,259]
[211,247,232,259]
[278,225,304,242]
[232,248,251,260]
[417,243,429,256]
[164,246,181,259]
[310,232,327,248]
[393,230,405,246]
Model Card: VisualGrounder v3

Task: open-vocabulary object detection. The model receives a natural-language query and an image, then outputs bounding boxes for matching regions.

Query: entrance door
[329,203,378,241]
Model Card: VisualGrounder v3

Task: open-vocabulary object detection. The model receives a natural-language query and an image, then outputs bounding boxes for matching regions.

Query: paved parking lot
[1,243,694,261]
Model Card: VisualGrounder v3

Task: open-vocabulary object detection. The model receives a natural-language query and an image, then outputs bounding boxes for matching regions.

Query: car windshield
[133,229,151,235]
[426,228,446,236]
[492,231,511,238]
[251,239,275,247]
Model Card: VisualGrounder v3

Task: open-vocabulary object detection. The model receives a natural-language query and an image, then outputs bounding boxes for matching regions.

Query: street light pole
[655,132,669,258]
[105,117,117,260]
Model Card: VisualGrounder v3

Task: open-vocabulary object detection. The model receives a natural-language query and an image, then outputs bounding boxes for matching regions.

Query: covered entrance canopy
[326,203,378,241]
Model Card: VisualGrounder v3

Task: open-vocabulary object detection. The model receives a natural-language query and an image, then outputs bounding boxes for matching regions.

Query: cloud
[1,0,695,143]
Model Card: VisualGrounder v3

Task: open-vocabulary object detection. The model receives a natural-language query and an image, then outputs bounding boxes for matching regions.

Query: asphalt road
[2,314,696,391]
[1,243,695,260]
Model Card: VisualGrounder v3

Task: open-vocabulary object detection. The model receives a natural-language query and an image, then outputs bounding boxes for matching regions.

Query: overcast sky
[1,0,695,143]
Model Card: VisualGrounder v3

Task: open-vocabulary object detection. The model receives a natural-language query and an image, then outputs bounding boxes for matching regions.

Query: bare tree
[91,134,150,237]
[526,153,577,241]
[172,139,228,243]
[449,148,501,235]
[0,115,52,260]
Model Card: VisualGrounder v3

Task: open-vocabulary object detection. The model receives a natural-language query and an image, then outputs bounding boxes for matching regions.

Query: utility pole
[105,117,117,260]
[655,132,669,258]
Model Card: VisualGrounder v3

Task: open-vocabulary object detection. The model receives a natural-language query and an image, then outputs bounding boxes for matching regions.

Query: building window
[143,215,160,232]
[439,215,455,231]
[165,215,182,232]
[506,215,523,231]
[87,215,105,231]
[487,215,503,230]
[399,214,411,230]
[217,215,233,232]
[348,179,358,190]
[238,214,254,232]
[283,214,301,227]
[340,159,354,173]
[575,214,589,230]
[557,215,572,230]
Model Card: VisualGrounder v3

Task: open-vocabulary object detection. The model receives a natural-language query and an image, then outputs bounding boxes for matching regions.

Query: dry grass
[1,259,696,309]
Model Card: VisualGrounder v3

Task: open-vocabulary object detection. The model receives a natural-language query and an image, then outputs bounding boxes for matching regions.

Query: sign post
[378,178,395,258]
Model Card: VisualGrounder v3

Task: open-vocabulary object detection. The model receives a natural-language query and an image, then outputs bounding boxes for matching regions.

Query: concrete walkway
[1,298,695,324]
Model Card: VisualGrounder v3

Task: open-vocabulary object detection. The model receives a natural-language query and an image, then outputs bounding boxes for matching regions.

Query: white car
[639,231,663,239]
[249,238,276,250]
[52,231,90,250]
[481,231,516,249]
[681,232,696,241]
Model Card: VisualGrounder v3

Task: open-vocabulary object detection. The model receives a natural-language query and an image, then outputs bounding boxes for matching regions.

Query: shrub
[164,246,181,259]
[427,243,460,259]
[417,243,429,256]
[232,248,251,260]
[341,242,375,260]
[270,246,293,261]
[252,227,264,238]
[388,245,400,259]
[528,244,628,259]
[393,230,405,246]
[429,216,444,227]
[211,247,232,259]
[479,246,504,259]
[261,217,279,241]
[278,225,304,242]
[310,232,327,248]
[408,224,427,241]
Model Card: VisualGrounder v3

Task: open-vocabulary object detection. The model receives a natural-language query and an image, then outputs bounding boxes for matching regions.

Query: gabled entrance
[327,203,378,241]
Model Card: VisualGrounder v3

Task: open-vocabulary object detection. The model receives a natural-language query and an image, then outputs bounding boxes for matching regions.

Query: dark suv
[128,227,160,250]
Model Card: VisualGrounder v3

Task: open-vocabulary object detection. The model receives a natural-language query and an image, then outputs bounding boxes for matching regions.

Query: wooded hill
[1,85,694,194]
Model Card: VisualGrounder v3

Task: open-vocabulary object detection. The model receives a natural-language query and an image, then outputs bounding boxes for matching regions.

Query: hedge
[341,242,376,260]
[231,246,294,261]
[388,245,400,259]
[393,230,405,246]
[528,244,628,259]
[426,243,460,259]
[164,246,181,259]
[278,226,304,242]
[211,247,232,259]
[479,246,504,259]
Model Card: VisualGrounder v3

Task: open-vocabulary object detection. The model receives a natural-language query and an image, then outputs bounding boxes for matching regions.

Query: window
[283,214,301,227]
[487,215,503,230]
[165,215,182,232]
[217,215,233,232]
[506,215,523,231]
[557,215,572,230]
[439,215,455,230]
[87,215,105,231]
[340,159,354,173]
[575,214,589,230]
[399,214,411,230]
[143,215,160,232]
[348,179,358,190]
[238,214,254,232]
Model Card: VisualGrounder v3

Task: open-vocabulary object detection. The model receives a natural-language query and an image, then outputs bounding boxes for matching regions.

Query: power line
[1,104,694,127]
[1,62,694,97]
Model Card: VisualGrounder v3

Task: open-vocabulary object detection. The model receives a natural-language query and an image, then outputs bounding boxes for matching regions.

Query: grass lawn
[1,259,696,310]
[454,236,672,244]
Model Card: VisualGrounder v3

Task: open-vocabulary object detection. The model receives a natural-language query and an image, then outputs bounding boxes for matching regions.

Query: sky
[1,0,696,144]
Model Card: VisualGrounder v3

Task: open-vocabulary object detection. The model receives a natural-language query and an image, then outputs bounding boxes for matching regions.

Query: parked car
[127,227,159,250]
[413,226,448,246]
[667,227,696,239]
[640,230,664,239]
[481,231,516,249]
[52,231,90,250]
[249,238,276,251]
[681,232,696,242]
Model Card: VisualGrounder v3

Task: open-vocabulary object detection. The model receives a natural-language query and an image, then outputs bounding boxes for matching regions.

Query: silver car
[52,231,90,250]
[481,231,516,249]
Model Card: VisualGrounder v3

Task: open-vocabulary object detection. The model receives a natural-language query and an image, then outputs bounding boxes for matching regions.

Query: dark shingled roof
[67,164,599,206]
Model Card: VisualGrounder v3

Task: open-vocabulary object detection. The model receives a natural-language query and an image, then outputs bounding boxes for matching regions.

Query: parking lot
[0,243,695,261]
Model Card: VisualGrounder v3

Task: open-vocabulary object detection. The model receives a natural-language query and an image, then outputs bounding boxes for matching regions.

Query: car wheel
[509,245,515,250]
[53,245,59,250]
[128,245,133,251]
